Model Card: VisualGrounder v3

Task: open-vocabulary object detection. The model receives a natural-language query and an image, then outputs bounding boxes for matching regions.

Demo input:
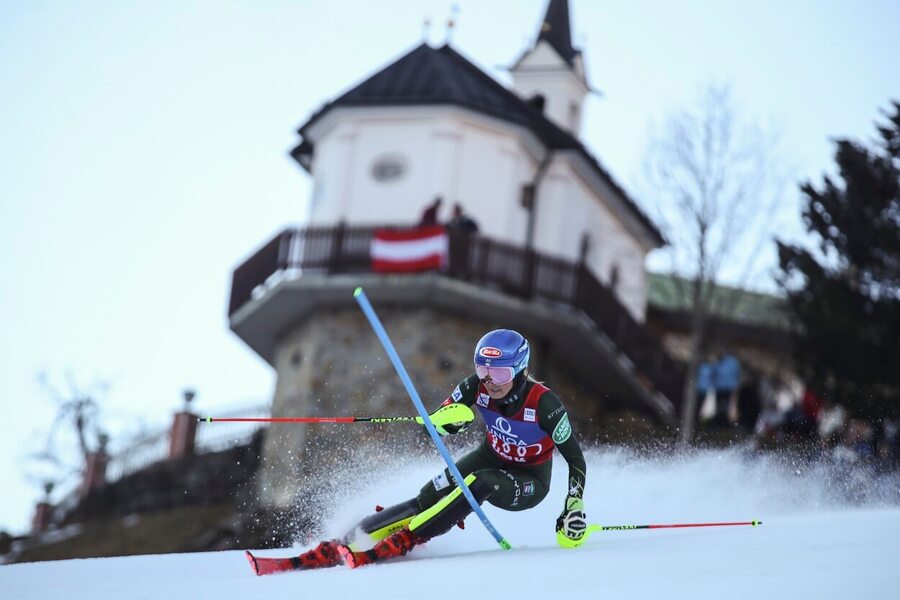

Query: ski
[246,540,342,576]
[245,551,305,576]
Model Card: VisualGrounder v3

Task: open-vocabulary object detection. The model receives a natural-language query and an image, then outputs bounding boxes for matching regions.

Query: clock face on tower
[371,154,408,182]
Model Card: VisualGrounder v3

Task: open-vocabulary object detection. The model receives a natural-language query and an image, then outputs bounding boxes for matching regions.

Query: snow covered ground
[3,447,899,599]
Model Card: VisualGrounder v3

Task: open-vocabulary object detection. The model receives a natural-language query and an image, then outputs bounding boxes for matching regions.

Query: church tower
[510,0,590,135]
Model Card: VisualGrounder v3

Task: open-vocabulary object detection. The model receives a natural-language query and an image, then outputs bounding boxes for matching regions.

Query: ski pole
[592,520,762,532]
[200,401,474,427]
[558,519,762,548]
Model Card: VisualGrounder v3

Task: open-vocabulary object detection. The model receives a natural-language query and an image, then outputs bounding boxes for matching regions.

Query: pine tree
[777,102,900,417]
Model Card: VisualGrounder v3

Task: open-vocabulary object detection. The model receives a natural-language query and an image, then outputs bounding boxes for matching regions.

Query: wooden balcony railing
[228,223,685,407]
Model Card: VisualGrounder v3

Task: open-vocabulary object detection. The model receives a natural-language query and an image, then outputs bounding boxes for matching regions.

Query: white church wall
[581,180,649,323]
[306,107,536,245]
[452,123,533,245]
[309,115,435,224]
[533,159,649,321]
[533,166,578,258]
[305,107,648,320]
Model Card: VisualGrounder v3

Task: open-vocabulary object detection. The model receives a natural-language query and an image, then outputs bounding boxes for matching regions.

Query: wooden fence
[228,224,685,406]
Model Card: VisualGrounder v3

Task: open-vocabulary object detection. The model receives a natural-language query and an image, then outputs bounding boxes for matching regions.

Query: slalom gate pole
[561,519,763,548]
[353,286,512,550]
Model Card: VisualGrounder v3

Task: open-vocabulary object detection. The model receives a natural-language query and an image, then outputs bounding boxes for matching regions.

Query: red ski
[245,551,300,576]
[246,540,341,576]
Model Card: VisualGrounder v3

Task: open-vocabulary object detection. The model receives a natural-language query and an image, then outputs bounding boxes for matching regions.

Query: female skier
[247,329,587,574]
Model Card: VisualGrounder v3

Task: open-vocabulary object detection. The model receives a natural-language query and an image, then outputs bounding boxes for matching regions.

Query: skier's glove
[434,420,470,436]
[556,496,587,541]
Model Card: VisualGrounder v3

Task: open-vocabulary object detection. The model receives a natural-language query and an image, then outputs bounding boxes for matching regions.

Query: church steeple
[510,0,589,134]
[538,0,577,65]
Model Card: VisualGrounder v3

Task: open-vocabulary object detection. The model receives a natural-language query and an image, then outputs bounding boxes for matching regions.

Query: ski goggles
[475,365,516,385]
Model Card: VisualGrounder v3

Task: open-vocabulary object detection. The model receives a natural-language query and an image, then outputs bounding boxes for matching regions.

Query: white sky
[1,0,898,534]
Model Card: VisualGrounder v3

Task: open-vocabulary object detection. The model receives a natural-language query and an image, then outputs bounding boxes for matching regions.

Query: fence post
[31,501,54,533]
[276,228,294,270]
[574,261,587,310]
[168,412,199,459]
[79,451,108,499]
[523,249,536,298]
[476,237,490,284]
[329,220,346,274]
[169,390,199,459]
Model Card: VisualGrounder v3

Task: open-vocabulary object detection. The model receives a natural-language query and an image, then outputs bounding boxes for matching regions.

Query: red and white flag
[371,226,448,273]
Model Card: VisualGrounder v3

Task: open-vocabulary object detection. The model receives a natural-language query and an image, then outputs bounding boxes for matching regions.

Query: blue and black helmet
[473,329,530,375]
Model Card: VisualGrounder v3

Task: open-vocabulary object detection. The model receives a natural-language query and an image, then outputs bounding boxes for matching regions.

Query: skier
[247,329,587,574]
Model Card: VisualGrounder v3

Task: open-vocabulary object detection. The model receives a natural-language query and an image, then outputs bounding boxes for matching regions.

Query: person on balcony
[447,202,479,277]
[449,202,479,234]
[419,196,443,226]
[249,329,588,573]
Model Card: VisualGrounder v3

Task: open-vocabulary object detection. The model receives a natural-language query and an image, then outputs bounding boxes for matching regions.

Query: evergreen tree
[777,102,900,417]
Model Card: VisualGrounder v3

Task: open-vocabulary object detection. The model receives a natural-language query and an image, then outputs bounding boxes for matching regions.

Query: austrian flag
[371,226,448,273]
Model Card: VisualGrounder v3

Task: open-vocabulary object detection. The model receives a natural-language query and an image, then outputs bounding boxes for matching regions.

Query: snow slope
[3,447,899,600]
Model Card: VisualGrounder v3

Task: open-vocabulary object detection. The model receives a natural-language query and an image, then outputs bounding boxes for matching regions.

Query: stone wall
[257,306,662,515]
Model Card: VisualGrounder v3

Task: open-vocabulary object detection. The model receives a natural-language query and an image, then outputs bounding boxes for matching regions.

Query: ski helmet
[473,329,530,384]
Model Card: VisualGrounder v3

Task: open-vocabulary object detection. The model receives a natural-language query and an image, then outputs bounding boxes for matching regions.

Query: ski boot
[245,540,341,576]
[337,527,424,568]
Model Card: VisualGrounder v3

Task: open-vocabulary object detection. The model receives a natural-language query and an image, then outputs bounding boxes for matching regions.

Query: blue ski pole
[353,286,511,550]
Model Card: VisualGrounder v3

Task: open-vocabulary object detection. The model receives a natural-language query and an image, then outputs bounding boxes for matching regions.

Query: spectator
[447,202,479,278]
[694,356,715,423]
[419,196,443,226]
[801,386,825,424]
[786,385,824,441]
[449,203,479,234]
[711,350,740,428]
[843,419,875,460]
[736,371,761,433]
[754,376,784,440]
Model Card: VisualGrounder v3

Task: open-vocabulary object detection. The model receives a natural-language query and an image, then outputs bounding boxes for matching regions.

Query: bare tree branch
[642,83,786,443]
[26,372,110,498]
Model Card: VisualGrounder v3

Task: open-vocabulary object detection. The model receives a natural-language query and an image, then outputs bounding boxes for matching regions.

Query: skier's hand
[434,420,469,436]
[429,400,473,435]
[556,496,587,541]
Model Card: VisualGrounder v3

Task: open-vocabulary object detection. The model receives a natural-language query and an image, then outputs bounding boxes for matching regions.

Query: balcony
[228,223,685,420]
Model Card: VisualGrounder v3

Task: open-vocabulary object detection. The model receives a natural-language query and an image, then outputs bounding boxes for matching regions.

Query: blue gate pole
[353,287,511,550]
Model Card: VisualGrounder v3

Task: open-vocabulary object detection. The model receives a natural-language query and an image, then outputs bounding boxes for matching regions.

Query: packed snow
[3,446,899,599]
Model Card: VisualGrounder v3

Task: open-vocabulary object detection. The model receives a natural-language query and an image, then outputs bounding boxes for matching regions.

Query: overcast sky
[1,0,897,534]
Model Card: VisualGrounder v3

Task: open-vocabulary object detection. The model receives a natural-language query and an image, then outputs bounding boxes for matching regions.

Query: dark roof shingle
[293,43,663,246]
[538,0,579,65]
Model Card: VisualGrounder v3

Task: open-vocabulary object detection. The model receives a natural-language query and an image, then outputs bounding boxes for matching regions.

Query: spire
[509,0,589,133]
[537,0,577,64]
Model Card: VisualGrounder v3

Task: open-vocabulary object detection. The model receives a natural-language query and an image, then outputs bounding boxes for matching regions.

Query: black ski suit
[408,374,587,539]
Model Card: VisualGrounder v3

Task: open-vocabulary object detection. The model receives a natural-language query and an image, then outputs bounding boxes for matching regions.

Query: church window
[569,101,580,129]
[371,155,408,183]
